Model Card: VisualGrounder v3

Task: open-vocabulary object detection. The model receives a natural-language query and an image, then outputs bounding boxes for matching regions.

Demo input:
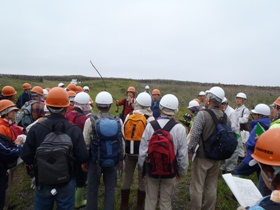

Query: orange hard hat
[45,87,70,108]
[45,87,51,92]
[0,99,17,112]
[67,90,76,97]
[127,86,136,93]
[75,86,83,93]
[22,83,32,90]
[1,86,17,96]
[152,89,160,95]
[273,97,280,106]
[67,83,77,92]
[251,128,280,166]
[31,86,44,96]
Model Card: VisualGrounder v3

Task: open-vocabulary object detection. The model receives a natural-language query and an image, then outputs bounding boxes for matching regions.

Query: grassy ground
[1,75,267,209]
[6,159,258,210]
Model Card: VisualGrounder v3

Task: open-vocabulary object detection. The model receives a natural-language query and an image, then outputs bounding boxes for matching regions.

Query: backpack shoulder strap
[150,118,177,132]
[143,114,150,119]
[204,109,218,125]
[150,120,161,131]
[162,118,177,132]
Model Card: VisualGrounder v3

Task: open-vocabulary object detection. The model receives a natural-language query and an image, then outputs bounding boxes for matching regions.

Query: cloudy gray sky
[0,1,279,86]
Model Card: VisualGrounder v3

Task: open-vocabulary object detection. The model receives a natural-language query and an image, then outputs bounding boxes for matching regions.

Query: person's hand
[14,137,23,145]
[81,163,88,172]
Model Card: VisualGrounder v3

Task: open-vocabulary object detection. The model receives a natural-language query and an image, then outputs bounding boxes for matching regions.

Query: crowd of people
[0,81,279,210]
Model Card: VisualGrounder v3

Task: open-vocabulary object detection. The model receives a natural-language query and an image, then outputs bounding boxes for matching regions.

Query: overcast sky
[0,1,279,87]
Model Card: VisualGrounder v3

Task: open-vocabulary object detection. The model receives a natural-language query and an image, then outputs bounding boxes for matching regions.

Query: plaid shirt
[31,100,45,121]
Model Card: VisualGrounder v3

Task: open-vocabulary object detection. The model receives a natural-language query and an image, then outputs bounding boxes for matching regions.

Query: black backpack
[203,109,238,160]
[34,121,74,186]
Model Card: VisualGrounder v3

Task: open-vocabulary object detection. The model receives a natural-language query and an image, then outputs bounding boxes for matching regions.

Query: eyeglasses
[258,163,280,183]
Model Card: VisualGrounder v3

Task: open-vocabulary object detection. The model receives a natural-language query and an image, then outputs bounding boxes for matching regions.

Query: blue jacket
[244,117,270,164]
[151,99,161,119]
[0,135,21,170]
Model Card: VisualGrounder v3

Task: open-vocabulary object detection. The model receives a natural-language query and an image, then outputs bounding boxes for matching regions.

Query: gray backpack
[15,100,36,129]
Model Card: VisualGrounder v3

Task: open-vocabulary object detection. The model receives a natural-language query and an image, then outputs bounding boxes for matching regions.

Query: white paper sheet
[222,173,263,207]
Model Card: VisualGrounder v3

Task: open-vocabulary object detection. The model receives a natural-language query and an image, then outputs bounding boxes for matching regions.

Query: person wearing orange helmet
[236,128,280,209]
[29,86,45,124]
[116,86,136,122]
[0,86,17,102]
[67,90,77,113]
[151,89,161,119]
[16,83,32,108]
[21,87,89,210]
[0,100,25,210]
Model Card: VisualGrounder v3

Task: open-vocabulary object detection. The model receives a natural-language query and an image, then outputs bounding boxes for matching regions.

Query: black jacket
[21,113,89,165]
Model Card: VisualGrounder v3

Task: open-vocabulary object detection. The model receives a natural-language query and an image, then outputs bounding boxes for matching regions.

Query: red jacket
[0,118,24,141]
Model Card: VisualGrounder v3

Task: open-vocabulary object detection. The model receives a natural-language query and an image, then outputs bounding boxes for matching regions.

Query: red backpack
[146,119,178,178]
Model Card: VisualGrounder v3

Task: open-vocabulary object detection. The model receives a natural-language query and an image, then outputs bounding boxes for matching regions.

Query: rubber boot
[136,189,146,210]
[74,187,87,209]
[120,189,130,210]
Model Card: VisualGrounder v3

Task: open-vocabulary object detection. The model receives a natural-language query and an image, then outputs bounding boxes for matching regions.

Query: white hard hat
[208,86,225,102]
[222,97,228,104]
[43,89,48,96]
[136,92,152,107]
[199,91,206,96]
[188,100,200,108]
[83,86,90,91]
[236,92,247,100]
[95,91,113,105]
[58,82,65,87]
[74,92,90,104]
[145,85,150,90]
[251,103,270,116]
[159,94,179,115]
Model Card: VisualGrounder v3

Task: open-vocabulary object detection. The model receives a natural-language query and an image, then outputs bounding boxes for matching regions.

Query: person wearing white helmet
[65,92,91,208]
[180,100,201,132]
[144,85,150,95]
[220,97,240,174]
[234,92,250,160]
[83,91,124,210]
[120,92,155,210]
[58,82,65,88]
[82,86,94,108]
[198,91,206,109]
[138,94,188,210]
[233,103,271,196]
[188,86,229,210]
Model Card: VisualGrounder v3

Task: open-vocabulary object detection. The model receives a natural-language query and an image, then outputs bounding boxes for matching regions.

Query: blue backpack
[203,109,237,160]
[90,115,122,168]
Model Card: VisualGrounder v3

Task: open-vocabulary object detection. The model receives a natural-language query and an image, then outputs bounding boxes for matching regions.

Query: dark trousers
[0,169,8,210]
